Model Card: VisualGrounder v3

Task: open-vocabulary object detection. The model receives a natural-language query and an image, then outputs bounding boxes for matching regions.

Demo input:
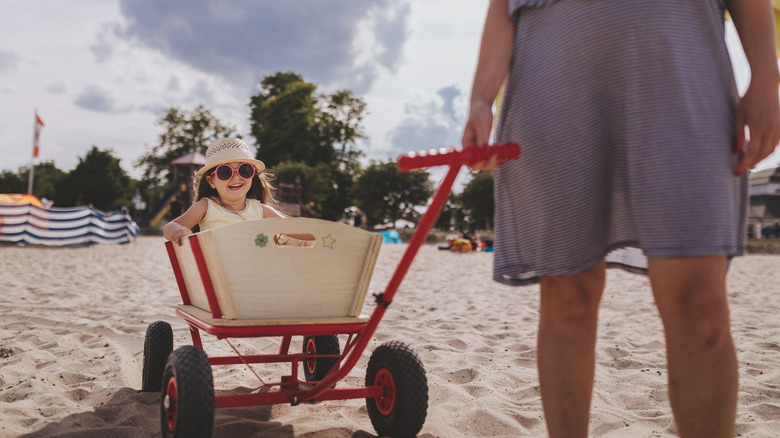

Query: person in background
[168,196,183,221]
[353,208,366,229]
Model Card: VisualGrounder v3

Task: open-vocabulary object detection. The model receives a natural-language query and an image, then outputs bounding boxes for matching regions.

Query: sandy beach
[1,235,779,437]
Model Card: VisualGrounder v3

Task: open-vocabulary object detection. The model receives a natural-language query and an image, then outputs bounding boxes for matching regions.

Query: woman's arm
[725,0,780,175]
[462,0,515,164]
[163,199,208,244]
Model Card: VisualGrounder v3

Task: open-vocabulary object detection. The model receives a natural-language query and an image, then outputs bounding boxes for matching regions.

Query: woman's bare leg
[537,261,606,438]
[648,256,738,438]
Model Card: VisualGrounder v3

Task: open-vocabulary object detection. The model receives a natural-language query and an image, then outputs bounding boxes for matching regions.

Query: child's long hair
[193,169,278,206]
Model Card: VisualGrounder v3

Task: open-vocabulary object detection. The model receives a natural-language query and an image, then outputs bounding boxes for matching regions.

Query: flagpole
[27,109,37,195]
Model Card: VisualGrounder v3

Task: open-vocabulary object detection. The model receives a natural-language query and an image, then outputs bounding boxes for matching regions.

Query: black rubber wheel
[365,341,428,438]
[160,346,214,438]
[142,321,173,392]
[302,335,340,382]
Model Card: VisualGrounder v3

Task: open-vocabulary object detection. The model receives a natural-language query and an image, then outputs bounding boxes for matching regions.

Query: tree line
[0,72,495,232]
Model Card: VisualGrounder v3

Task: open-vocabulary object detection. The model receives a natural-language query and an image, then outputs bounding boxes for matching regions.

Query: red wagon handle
[303,143,521,401]
[378,142,521,319]
[382,142,520,305]
[397,142,520,172]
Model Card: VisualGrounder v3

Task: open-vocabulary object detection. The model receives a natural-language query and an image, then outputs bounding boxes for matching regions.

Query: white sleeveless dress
[200,198,264,232]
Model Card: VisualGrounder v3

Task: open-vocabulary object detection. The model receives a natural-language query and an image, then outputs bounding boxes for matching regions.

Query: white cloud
[111,0,412,94]
[0,50,22,74]
[386,85,465,156]
[46,81,67,95]
[75,84,133,113]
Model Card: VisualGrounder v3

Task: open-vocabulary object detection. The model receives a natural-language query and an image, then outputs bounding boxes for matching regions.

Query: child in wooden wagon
[164,138,301,245]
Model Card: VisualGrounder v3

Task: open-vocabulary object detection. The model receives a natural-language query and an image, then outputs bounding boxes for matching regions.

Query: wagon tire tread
[302,335,340,382]
[160,346,214,438]
[141,321,173,392]
[365,340,428,438]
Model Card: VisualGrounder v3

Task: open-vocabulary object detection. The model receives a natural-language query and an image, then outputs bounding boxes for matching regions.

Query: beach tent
[378,229,403,244]
[0,200,139,246]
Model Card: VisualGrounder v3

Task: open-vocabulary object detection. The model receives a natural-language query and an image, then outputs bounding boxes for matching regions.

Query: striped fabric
[492,0,748,286]
[0,203,139,246]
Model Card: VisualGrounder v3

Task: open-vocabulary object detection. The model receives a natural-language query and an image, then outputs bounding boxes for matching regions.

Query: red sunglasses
[211,163,256,181]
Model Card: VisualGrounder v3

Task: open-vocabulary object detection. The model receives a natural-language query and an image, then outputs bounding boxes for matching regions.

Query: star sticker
[254,233,268,247]
[322,234,335,249]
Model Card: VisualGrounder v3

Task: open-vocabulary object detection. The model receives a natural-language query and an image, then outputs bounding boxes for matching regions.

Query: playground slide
[139,185,184,228]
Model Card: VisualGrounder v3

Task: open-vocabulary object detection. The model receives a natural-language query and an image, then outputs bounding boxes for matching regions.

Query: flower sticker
[254,233,268,247]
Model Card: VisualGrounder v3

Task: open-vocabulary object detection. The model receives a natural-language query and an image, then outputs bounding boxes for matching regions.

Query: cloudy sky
[0,0,775,182]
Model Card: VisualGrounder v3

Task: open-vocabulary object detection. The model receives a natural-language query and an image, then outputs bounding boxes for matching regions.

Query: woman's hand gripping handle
[397,143,520,172]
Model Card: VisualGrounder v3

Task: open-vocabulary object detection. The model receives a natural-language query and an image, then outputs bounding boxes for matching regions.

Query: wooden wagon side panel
[170,236,210,311]
[193,231,239,319]
[349,233,382,316]
[209,218,380,320]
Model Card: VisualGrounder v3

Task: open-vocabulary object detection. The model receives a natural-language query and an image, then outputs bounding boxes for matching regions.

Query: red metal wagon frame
[156,143,520,436]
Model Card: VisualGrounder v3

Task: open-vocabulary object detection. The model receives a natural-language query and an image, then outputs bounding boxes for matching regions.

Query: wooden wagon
[141,143,520,438]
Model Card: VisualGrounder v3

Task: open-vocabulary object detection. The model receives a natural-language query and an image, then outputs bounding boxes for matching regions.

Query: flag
[33,113,44,159]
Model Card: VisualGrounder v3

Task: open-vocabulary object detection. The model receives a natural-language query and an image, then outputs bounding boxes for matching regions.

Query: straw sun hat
[195,138,265,179]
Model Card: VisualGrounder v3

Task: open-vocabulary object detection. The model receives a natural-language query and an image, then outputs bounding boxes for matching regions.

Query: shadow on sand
[19,385,381,438]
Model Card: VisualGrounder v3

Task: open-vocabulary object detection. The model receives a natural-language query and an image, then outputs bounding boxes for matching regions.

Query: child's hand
[170,228,192,245]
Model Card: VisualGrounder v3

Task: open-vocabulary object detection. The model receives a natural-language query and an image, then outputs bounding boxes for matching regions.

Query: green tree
[60,146,134,211]
[137,105,239,185]
[434,192,460,231]
[351,161,434,227]
[249,72,366,221]
[0,169,25,194]
[320,148,362,220]
[0,161,66,203]
[319,90,366,157]
[250,77,321,168]
[459,170,495,231]
[272,160,331,215]
[31,161,67,202]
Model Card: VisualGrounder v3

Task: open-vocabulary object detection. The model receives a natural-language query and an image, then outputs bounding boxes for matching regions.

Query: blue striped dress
[492,0,749,286]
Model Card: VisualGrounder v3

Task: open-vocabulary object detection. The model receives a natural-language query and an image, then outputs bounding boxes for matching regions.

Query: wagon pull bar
[383,142,521,305]
[301,142,520,401]
[397,142,520,172]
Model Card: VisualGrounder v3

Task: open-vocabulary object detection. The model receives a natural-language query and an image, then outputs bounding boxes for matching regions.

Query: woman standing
[462,0,780,436]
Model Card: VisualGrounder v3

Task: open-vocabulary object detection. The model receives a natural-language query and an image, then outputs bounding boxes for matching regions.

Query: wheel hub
[306,339,317,374]
[374,368,396,416]
[165,377,178,431]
